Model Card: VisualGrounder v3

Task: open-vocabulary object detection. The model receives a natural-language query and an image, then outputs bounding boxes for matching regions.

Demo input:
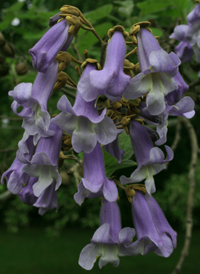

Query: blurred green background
[0,0,200,273]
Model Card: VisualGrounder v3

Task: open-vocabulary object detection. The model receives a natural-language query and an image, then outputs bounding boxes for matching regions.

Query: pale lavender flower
[77,31,130,102]
[123,28,180,115]
[29,19,73,72]
[79,200,137,270]
[52,64,118,153]
[74,142,118,205]
[19,178,58,215]
[120,121,173,194]
[9,60,58,146]
[170,25,193,63]
[1,136,35,194]
[22,123,62,197]
[131,191,177,257]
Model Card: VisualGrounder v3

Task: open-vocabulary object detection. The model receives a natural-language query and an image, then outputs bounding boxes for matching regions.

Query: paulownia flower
[29,19,73,72]
[123,28,180,115]
[77,31,130,102]
[9,60,58,147]
[52,63,118,153]
[79,200,138,270]
[130,191,177,257]
[74,142,118,205]
[120,121,173,194]
[22,123,62,197]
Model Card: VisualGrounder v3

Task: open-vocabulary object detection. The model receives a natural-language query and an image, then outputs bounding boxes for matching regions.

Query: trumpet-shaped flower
[77,31,130,102]
[22,123,62,197]
[79,200,138,270]
[29,19,73,72]
[9,60,58,146]
[74,142,118,205]
[120,121,173,194]
[1,136,35,194]
[123,28,180,115]
[52,63,118,153]
[131,191,177,257]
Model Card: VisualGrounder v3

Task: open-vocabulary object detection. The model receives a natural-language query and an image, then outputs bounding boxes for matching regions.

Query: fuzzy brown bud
[15,62,29,75]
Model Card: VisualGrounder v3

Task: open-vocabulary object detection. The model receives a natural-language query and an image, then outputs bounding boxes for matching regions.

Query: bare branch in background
[171,117,198,274]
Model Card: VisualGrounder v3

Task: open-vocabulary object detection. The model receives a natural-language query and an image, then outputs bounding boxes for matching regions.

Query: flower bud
[3,42,15,57]
[15,62,29,75]
[0,32,6,47]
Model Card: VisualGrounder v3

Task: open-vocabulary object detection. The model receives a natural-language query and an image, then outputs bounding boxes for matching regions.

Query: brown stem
[171,117,198,274]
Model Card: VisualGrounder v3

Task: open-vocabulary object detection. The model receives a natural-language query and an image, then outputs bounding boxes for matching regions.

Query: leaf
[103,148,119,177]
[115,1,134,16]
[103,148,136,178]
[118,131,134,160]
[137,0,173,16]
[84,4,113,24]
[150,27,163,37]
[77,22,113,54]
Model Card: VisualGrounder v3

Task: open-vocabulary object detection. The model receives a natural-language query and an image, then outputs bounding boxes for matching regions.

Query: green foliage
[154,159,200,229]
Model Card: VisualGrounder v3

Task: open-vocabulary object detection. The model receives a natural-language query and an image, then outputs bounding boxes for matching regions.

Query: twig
[166,117,182,168]
[60,87,76,99]
[0,116,22,121]
[189,78,200,88]
[0,148,17,153]
[0,190,12,201]
[67,161,83,189]
[171,117,198,274]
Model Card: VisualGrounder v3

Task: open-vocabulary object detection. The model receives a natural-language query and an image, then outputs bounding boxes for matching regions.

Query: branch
[0,116,22,121]
[171,117,198,274]
[0,190,12,201]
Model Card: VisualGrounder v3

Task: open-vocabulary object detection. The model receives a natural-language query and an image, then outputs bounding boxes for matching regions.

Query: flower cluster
[1,5,195,270]
[170,2,200,66]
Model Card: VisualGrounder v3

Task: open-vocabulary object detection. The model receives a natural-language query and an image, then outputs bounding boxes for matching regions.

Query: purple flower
[131,191,177,257]
[52,63,118,153]
[19,177,58,215]
[170,25,194,63]
[77,31,130,102]
[22,123,62,197]
[120,121,173,194]
[33,181,58,215]
[9,60,58,146]
[79,200,137,270]
[29,19,73,72]
[1,136,35,194]
[123,28,180,115]
[74,142,118,205]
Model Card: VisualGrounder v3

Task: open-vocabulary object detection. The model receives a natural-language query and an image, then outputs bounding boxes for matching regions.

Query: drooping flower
[79,200,138,270]
[123,28,180,115]
[77,31,130,102]
[120,121,173,194]
[52,63,118,153]
[22,123,62,197]
[1,136,35,194]
[18,177,58,215]
[131,191,177,257]
[74,142,118,205]
[29,19,73,72]
[169,25,194,63]
[9,60,58,146]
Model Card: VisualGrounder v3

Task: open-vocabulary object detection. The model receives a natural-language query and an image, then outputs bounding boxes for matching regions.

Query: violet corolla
[120,121,173,194]
[79,200,138,270]
[1,136,35,194]
[123,28,180,115]
[52,63,118,153]
[77,30,130,102]
[74,142,118,205]
[131,191,177,257]
[29,19,73,72]
[22,123,62,197]
[9,60,58,147]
